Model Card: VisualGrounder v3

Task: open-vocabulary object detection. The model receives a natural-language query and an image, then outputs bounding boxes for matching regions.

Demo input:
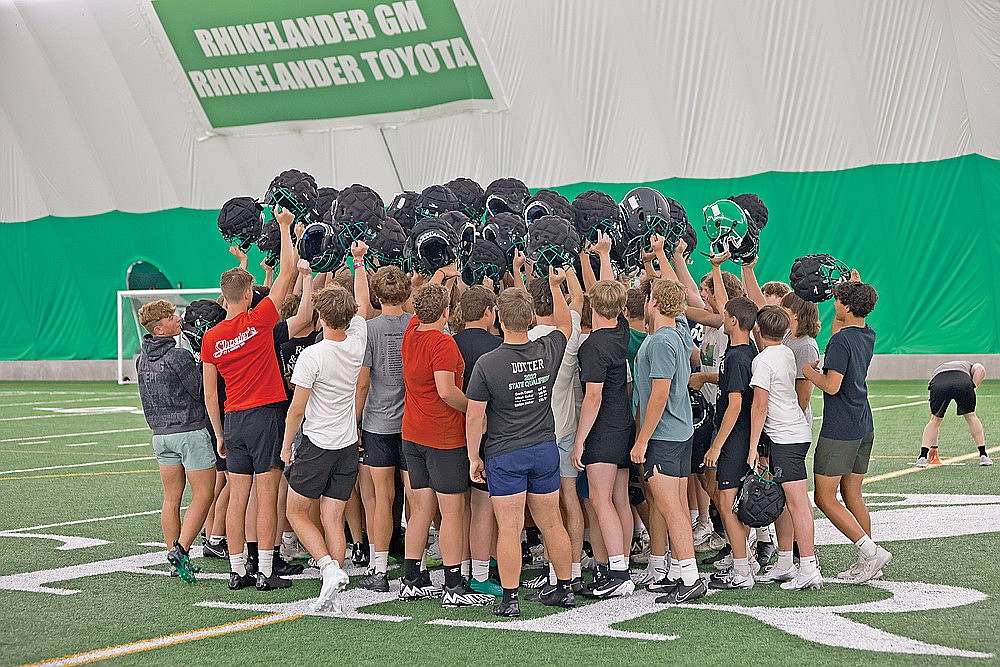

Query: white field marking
[813,399,927,422]
[0,409,144,422]
[0,397,138,408]
[0,533,111,550]
[815,499,1000,546]
[0,428,148,443]
[0,457,155,476]
[4,508,175,534]
[0,391,131,397]
[19,441,49,446]
[21,613,301,667]
[65,442,99,448]
[863,445,1000,485]
[116,443,148,449]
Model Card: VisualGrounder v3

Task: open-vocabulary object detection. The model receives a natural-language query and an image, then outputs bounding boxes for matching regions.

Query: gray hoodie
[137,334,209,435]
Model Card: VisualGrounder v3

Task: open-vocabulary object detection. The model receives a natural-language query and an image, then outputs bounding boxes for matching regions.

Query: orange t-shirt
[401,318,466,449]
[201,298,287,413]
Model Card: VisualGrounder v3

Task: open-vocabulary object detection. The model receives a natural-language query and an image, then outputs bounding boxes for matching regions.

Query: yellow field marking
[0,470,159,481]
[863,445,1000,485]
[20,613,302,667]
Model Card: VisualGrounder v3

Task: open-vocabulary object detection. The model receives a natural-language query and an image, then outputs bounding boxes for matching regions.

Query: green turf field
[1,380,998,666]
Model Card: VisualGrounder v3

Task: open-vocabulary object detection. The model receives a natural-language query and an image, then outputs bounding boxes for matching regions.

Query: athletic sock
[690,509,699,523]
[757,525,773,544]
[259,550,273,578]
[369,543,377,565]
[444,564,463,588]
[557,578,572,591]
[229,553,247,576]
[420,558,428,572]
[461,560,471,578]
[247,541,259,560]
[503,587,518,604]
[777,550,794,570]
[668,558,681,581]
[919,447,930,459]
[404,558,421,581]
[526,527,542,548]
[799,555,818,575]
[209,535,225,545]
[281,532,296,545]
[374,551,389,574]
[548,562,557,585]
[978,445,988,457]
[648,554,666,575]
[733,557,751,577]
[679,558,699,586]
[472,559,490,582]
[608,554,628,571]
[571,562,582,579]
[317,555,333,570]
[855,535,878,559]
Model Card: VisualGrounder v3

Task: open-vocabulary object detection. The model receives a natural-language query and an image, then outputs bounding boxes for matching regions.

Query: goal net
[116,288,221,384]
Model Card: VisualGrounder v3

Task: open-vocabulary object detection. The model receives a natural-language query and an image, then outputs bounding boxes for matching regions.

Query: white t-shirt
[750,344,812,444]
[700,324,727,405]
[291,316,367,450]
[529,310,583,440]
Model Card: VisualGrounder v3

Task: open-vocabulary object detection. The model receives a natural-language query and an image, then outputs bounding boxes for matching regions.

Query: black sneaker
[359,570,390,592]
[537,582,575,608]
[523,570,549,589]
[756,542,777,569]
[656,577,707,604]
[255,572,292,590]
[587,570,636,598]
[228,571,255,590]
[702,544,731,566]
[494,598,521,617]
[570,576,584,593]
[399,571,443,600]
[273,558,304,576]
[580,569,608,598]
[203,539,228,559]
[246,557,259,576]
[441,581,495,607]
[647,576,680,594]
[352,542,369,568]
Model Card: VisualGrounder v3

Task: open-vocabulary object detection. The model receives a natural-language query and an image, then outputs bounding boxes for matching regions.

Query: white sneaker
[707,568,755,590]
[851,547,893,584]
[581,553,596,571]
[981,454,994,466]
[780,568,823,590]
[424,532,443,567]
[692,517,713,544]
[838,557,883,581]
[915,456,928,468]
[695,532,727,553]
[312,561,350,613]
[280,539,310,561]
[634,563,665,587]
[757,562,798,583]
[713,552,733,571]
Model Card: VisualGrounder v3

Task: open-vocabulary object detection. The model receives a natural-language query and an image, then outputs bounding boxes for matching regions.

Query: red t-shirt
[201,298,287,412]
[401,318,466,449]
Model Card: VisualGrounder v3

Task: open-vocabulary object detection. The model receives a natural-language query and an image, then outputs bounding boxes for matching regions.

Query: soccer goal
[116,288,221,384]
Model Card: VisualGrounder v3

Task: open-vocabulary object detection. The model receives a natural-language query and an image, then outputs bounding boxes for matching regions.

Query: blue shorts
[485,441,561,497]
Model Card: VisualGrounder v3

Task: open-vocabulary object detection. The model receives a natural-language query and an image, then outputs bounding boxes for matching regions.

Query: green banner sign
[151,0,495,129]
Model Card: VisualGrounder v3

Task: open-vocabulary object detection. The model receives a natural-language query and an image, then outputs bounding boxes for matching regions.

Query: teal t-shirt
[633,319,694,441]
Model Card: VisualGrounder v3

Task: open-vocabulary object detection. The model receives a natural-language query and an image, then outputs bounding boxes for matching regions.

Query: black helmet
[524,189,574,227]
[264,169,318,225]
[729,193,768,229]
[181,299,225,352]
[527,215,579,277]
[332,184,384,248]
[414,184,461,222]
[311,186,340,223]
[407,215,460,275]
[789,254,851,303]
[690,390,711,430]
[620,187,678,272]
[256,219,297,267]
[386,190,420,233]
[437,211,477,264]
[444,178,486,221]
[365,216,409,272]
[484,177,530,217]
[461,239,507,291]
[218,197,263,251]
[735,468,786,528]
[572,189,624,246]
[480,212,527,270]
[297,222,345,273]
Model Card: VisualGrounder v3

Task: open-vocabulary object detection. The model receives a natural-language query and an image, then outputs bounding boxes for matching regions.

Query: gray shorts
[814,433,875,477]
[152,428,216,471]
[556,432,577,478]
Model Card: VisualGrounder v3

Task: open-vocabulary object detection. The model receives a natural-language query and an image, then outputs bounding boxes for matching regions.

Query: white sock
[571,562,582,579]
[369,543,376,565]
[471,559,490,582]
[734,557,751,577]
[608,554,628,571]
[757,525,773,543]
[668,558,681,580]
[855,535,878,559]
[317,555,333,570]
[281,532,296,545]
[461,560,471,578]
[210,534,225,544]
[229,553,246,576]
[799,555,818,575]
[259,550,273,578]
[777,550,794,570]
[374,551,389,575]
[648,554,666,575]
[680,558,699,586]
[420,558,427,572]
[690,509,699,523]
[549,562,557,585]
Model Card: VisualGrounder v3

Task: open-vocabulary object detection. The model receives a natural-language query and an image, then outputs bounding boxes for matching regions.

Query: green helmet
[702,199,757,264]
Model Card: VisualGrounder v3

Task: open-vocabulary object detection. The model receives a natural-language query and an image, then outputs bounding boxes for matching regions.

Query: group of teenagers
[136,202,891,618]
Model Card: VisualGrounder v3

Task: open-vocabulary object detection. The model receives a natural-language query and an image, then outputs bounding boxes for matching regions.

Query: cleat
[656,577,707,604]
[707,568,755,590]
[692,517,713,545]
[469,577,503,597]
[852,547,893,584]
[441,581,495,607]
[537,582,576,608]
[702,543,731,565]
[280,539,310,561]
[915,456,928,468]
[570,576,585,593]
[981,454,994,467]
[273,558,305,577]
[755,541,777,568]
[713,553,734,571]
[359,570,390,593]
[494,599,521,617]
[351,542,369,568]
[399,572,443,600]
[587,571,635,599]
[313,561,350,612]
[647,576,680,594]
[780,568,823,591]
[169,567,178,578]
[695,532,728,553]
[227,571,255,590]
[166,543,197,584]
[757,562,798,583]
[523,570,549,589]
[203,539,228,559]
[255,572,292,591]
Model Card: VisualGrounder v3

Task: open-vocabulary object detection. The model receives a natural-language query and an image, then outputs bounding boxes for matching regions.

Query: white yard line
[64,442,99,448]
[863,445,1000,485]
[0,391,132,397]
[0,428,148,443]
[4,507,177,533]
[116,444,149,449]
[0,397,137,408]
[814,399,926,422]
[0,457,155,476]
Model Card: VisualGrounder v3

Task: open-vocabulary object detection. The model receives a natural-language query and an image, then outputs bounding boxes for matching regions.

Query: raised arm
[741,257,766,309]
[549,267,572,340]
[710,252,731,314]
[671,239,704,308]
[285,260,315,336]
[578,248,598,292]
[566,262,585,315]
[265,206,297,305]
[594,231,614,281]
[352,241,373,319]
[650,234,678,282]
[229,245,248,270]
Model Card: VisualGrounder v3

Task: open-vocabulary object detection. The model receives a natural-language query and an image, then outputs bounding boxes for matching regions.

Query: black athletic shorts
[286,436,359,501]
[929,370,977,418]
[768,439,810,483]
[583,427,633,468]
[361,431,407,470]
[643,437,693,480]
[208,428,227,472]
[223,403,283,475]
[716,429,751,490]
[691,418,714,475]
[402,440,470,495]
[628,463,646,505]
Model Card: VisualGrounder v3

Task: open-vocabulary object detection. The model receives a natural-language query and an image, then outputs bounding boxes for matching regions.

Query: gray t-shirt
[932,360,974,379]
[361,312,413,434]
[633,319,695,442]
[466,330,567,460]
[783,334,820,424]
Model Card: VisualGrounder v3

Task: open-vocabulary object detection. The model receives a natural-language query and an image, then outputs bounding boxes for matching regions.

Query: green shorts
[152,428,216,471]
[813,433,875,477]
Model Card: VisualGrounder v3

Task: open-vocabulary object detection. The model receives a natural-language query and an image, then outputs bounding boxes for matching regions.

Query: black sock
[557,578,571,590]
[979,445,988,457]
[526,527,542,548]
[444,564,463,588]
[404,558,420,581]
[709,501,725,537]
[920,447,930,459]
[174,540,186,555]
[247,541,259,560]
[503,587,518,603]
[272,546,281,558]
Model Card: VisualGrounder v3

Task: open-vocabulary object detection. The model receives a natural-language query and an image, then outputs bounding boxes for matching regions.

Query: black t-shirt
[466,331,567,460]
[279,333,319,398]
[819,325,875,440]
[454,327,502,389]
[578,315,633,442]
[716,343,756,438]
